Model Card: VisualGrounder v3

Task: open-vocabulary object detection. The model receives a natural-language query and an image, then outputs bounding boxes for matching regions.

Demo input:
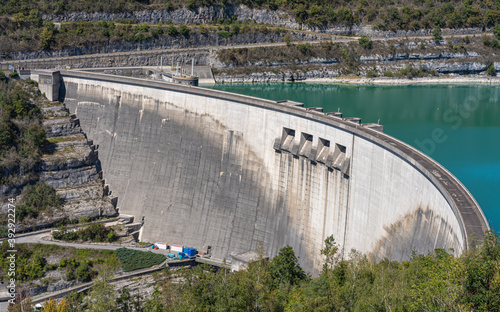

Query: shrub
[297,43,311,54]
[366,69,378,78]
[217,30,231,38]
[358,35,372,49]
[0,226,7,238]
[0,71,6,81]
[53,223,118,242]
[487,63,496,76]
[9,72,19,79]
[167,25,178,36]
[179,25,190,36]
[483,36,492,47]
[383,71,394,77]
[494,24,500,40]
[492,39,500,48]
[115,248,166,272]
[17,181,62,221]
[399,65,423,78]
[432,26,442,43]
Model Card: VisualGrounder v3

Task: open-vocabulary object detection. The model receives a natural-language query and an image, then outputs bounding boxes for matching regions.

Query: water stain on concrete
[371,206,462,262]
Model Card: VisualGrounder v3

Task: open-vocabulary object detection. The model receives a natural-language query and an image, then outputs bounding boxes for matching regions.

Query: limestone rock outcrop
[0,101,118,231]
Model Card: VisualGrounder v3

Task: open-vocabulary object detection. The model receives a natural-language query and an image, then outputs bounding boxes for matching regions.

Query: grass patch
[116,248,166,272]
[47,135,85,144]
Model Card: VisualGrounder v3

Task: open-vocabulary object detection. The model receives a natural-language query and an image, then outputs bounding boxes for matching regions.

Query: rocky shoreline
[212,73,500,85]
[306,75,500,84]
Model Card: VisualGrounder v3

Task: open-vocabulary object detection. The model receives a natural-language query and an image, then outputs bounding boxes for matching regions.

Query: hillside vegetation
[2,0,500,30]
[9,232,498,312]
[0,74,46,181]
[2,1,500,55]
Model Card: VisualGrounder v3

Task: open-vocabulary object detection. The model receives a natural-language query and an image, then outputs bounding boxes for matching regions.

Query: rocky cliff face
[0,101,118,231]
[42,4,487,38]
[214,60,498,83]
[2,31,320,62]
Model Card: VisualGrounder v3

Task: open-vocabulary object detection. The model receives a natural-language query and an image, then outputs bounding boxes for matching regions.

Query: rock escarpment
[43,5,487,37]
[0,100,118,231]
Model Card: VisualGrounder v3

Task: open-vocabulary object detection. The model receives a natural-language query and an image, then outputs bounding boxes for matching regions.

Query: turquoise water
[207,83,500,230]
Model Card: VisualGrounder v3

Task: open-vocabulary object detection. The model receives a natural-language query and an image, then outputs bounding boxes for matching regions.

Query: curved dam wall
[57,71,488,275]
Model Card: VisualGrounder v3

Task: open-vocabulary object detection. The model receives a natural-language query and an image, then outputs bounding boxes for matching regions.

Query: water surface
[207,83,500,230]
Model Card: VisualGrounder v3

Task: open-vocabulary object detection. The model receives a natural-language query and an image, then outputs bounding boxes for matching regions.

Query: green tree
[358,35,372,49]
[494,24,500,40]
[179,25,190,36]
[167,25,178,36]
[84,266,117,312]
[268,245,307,288]
[40,21,56,50]
[17,181,62,221]
[321,235,340,274]
[432,26,442,42]
[487,63,496,76]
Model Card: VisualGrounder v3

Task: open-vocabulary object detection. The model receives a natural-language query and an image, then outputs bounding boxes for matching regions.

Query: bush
[383,71,394,77]
[366,69,378,78]
[297,43,311,54]
[487,63,496,76]
[217,30,231,38]
[483,36,492,47]
[494,24,500,40]
[53,223,118,242]
[9,72,19,79]
[115,248,166,272]
[0,71,6,82]
[167,25,178,36]
[179,25,190,36]
[358,35,372,49]
[0,226,7,238]
[432,26,442,43]
[399,65,423,78]
[17,181,62,221]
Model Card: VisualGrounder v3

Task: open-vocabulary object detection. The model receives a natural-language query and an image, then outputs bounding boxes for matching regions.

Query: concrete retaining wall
[56,71,488,275]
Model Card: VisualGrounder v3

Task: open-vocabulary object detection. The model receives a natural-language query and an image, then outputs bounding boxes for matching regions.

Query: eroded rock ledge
[0,101,118,231]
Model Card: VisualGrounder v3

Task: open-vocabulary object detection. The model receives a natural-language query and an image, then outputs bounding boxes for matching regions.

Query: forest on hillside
[1,0,500,29]
[9,232,500,312]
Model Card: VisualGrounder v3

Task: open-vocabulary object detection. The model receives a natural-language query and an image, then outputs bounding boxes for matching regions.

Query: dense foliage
[16,181,62,221]
[94,232,500,311]
[115,248,166,272]
[0,14,280,53]
[0,243,118,283]
[2,0,500,30]
[0,75,46,183]
[52,223,118,243]
[59,257,97,282]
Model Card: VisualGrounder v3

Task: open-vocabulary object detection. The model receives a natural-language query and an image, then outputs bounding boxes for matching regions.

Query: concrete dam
[48,70,488,275]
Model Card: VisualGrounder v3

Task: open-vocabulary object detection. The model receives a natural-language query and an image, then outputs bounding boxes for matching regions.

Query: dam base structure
[33,69,489,275]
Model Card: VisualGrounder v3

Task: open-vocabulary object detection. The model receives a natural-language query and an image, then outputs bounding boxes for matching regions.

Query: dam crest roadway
[30,68,489,276]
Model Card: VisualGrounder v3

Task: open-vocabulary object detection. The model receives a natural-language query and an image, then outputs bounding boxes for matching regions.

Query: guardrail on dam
[46,70,488,275]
